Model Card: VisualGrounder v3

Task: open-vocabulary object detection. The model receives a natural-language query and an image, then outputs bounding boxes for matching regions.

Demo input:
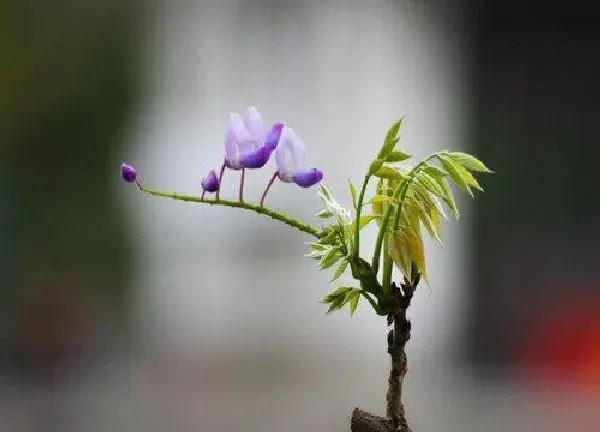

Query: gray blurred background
[2,1,599,431]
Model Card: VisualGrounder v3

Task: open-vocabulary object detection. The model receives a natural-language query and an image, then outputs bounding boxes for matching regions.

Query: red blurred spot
[515,291,600,386]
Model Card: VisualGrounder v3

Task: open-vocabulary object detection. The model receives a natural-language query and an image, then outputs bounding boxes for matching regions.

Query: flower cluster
[120,106,323,205]
[205,106,323,203]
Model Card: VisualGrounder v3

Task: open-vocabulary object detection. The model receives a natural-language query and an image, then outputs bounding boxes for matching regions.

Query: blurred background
[2,0,599,431]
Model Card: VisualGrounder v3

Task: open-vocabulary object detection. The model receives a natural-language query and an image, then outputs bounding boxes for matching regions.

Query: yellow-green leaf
[322,286,353,304]
[316,209,334,218]
[388,230,412,280]
[447,152,493,173]
[416,171,444,197]
[385,150,412,163]
[348,179,357,209]
[436,177,459,219]
[438,155,472,196]
[378,118,405,158]
[372,179,384,221]
[369,159,385,175]
[331,259,348,282]
[358,214,380,229]
[416,199,443,245]
[405,227,428,285]
[348,289,360,316]
[319,248,341,270]
[369,195,397,204]
[373,166,406,181]
[423,165,447,179]
[441,154,483,194]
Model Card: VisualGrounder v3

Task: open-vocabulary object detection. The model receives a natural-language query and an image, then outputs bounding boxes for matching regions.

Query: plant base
[351,408,411,432]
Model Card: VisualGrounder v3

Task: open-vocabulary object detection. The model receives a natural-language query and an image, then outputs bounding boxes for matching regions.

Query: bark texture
[351,280,415,432]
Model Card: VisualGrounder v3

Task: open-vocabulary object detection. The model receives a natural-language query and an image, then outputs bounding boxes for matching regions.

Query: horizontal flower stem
[136,183,321,238]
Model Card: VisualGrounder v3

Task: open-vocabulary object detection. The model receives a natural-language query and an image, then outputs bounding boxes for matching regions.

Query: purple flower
[224,107,282,170]
[274,127,323,188]
[121,163,137,183]
[201,169,220,193]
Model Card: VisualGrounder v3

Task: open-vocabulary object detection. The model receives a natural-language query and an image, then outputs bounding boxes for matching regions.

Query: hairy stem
[136,183,321,238]
[353,174,371,259]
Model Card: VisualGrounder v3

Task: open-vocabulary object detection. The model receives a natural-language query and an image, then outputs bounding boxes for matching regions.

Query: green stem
[371,181,408,277]
[353,175,371,259]
[360,290,379,312]
[381,227,392,295]
[372,155,437,290]
[136,183,322,238]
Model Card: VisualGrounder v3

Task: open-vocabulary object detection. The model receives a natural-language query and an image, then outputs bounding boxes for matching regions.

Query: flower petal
[243,106,264,141]
[201,170,220,192]
[225,113,253,167]
[264,123,284,151]
[240,146,272,169]
[284,127,307,167]
[292,168,323,188]
[275,126,306,176]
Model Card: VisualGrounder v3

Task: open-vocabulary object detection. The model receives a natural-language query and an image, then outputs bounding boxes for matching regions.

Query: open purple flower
[219,106,283,201]
[275,127,323,188]
[201,170,220,193]
[223,107,282,170]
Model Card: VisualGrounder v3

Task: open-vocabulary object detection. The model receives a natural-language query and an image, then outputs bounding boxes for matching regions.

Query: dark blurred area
[1,1,141,381]
[2,0,600,431]
[470,0,600,385]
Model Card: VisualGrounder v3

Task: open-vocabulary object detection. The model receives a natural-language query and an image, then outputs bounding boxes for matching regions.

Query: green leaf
[416,171,444,197]
[323,286,358,313]
[391,226,428,285]
[331,259,348,282]
[322,286,353,304]
[308,242,328,251]
[423,165,447,179]
[347,289,360,315]
[438,177,460,220]
[438,155,472,196]
[372,179,384,221]
[384,119,403,144]
[319,247,342,270]
[385,150,412,163]
[373,166,406,181]
[305,242,327,259]
[368,159,385,175]
[377,118,405,158]
[348,179,357,209]
[358,214,379,229]
[447,152,493,173]
[388,230,412,280]
[316,209,334,219]
[318,183,333,202]
[369,195,397,204]
[439,154,483,195]
[406,227,428,284]
[413,193,443,245]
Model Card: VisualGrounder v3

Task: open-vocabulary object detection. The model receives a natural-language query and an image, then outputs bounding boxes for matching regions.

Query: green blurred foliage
[1,1,142,320]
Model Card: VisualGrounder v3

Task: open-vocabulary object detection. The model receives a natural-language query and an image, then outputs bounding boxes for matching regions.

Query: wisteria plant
[121,106,492,432]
